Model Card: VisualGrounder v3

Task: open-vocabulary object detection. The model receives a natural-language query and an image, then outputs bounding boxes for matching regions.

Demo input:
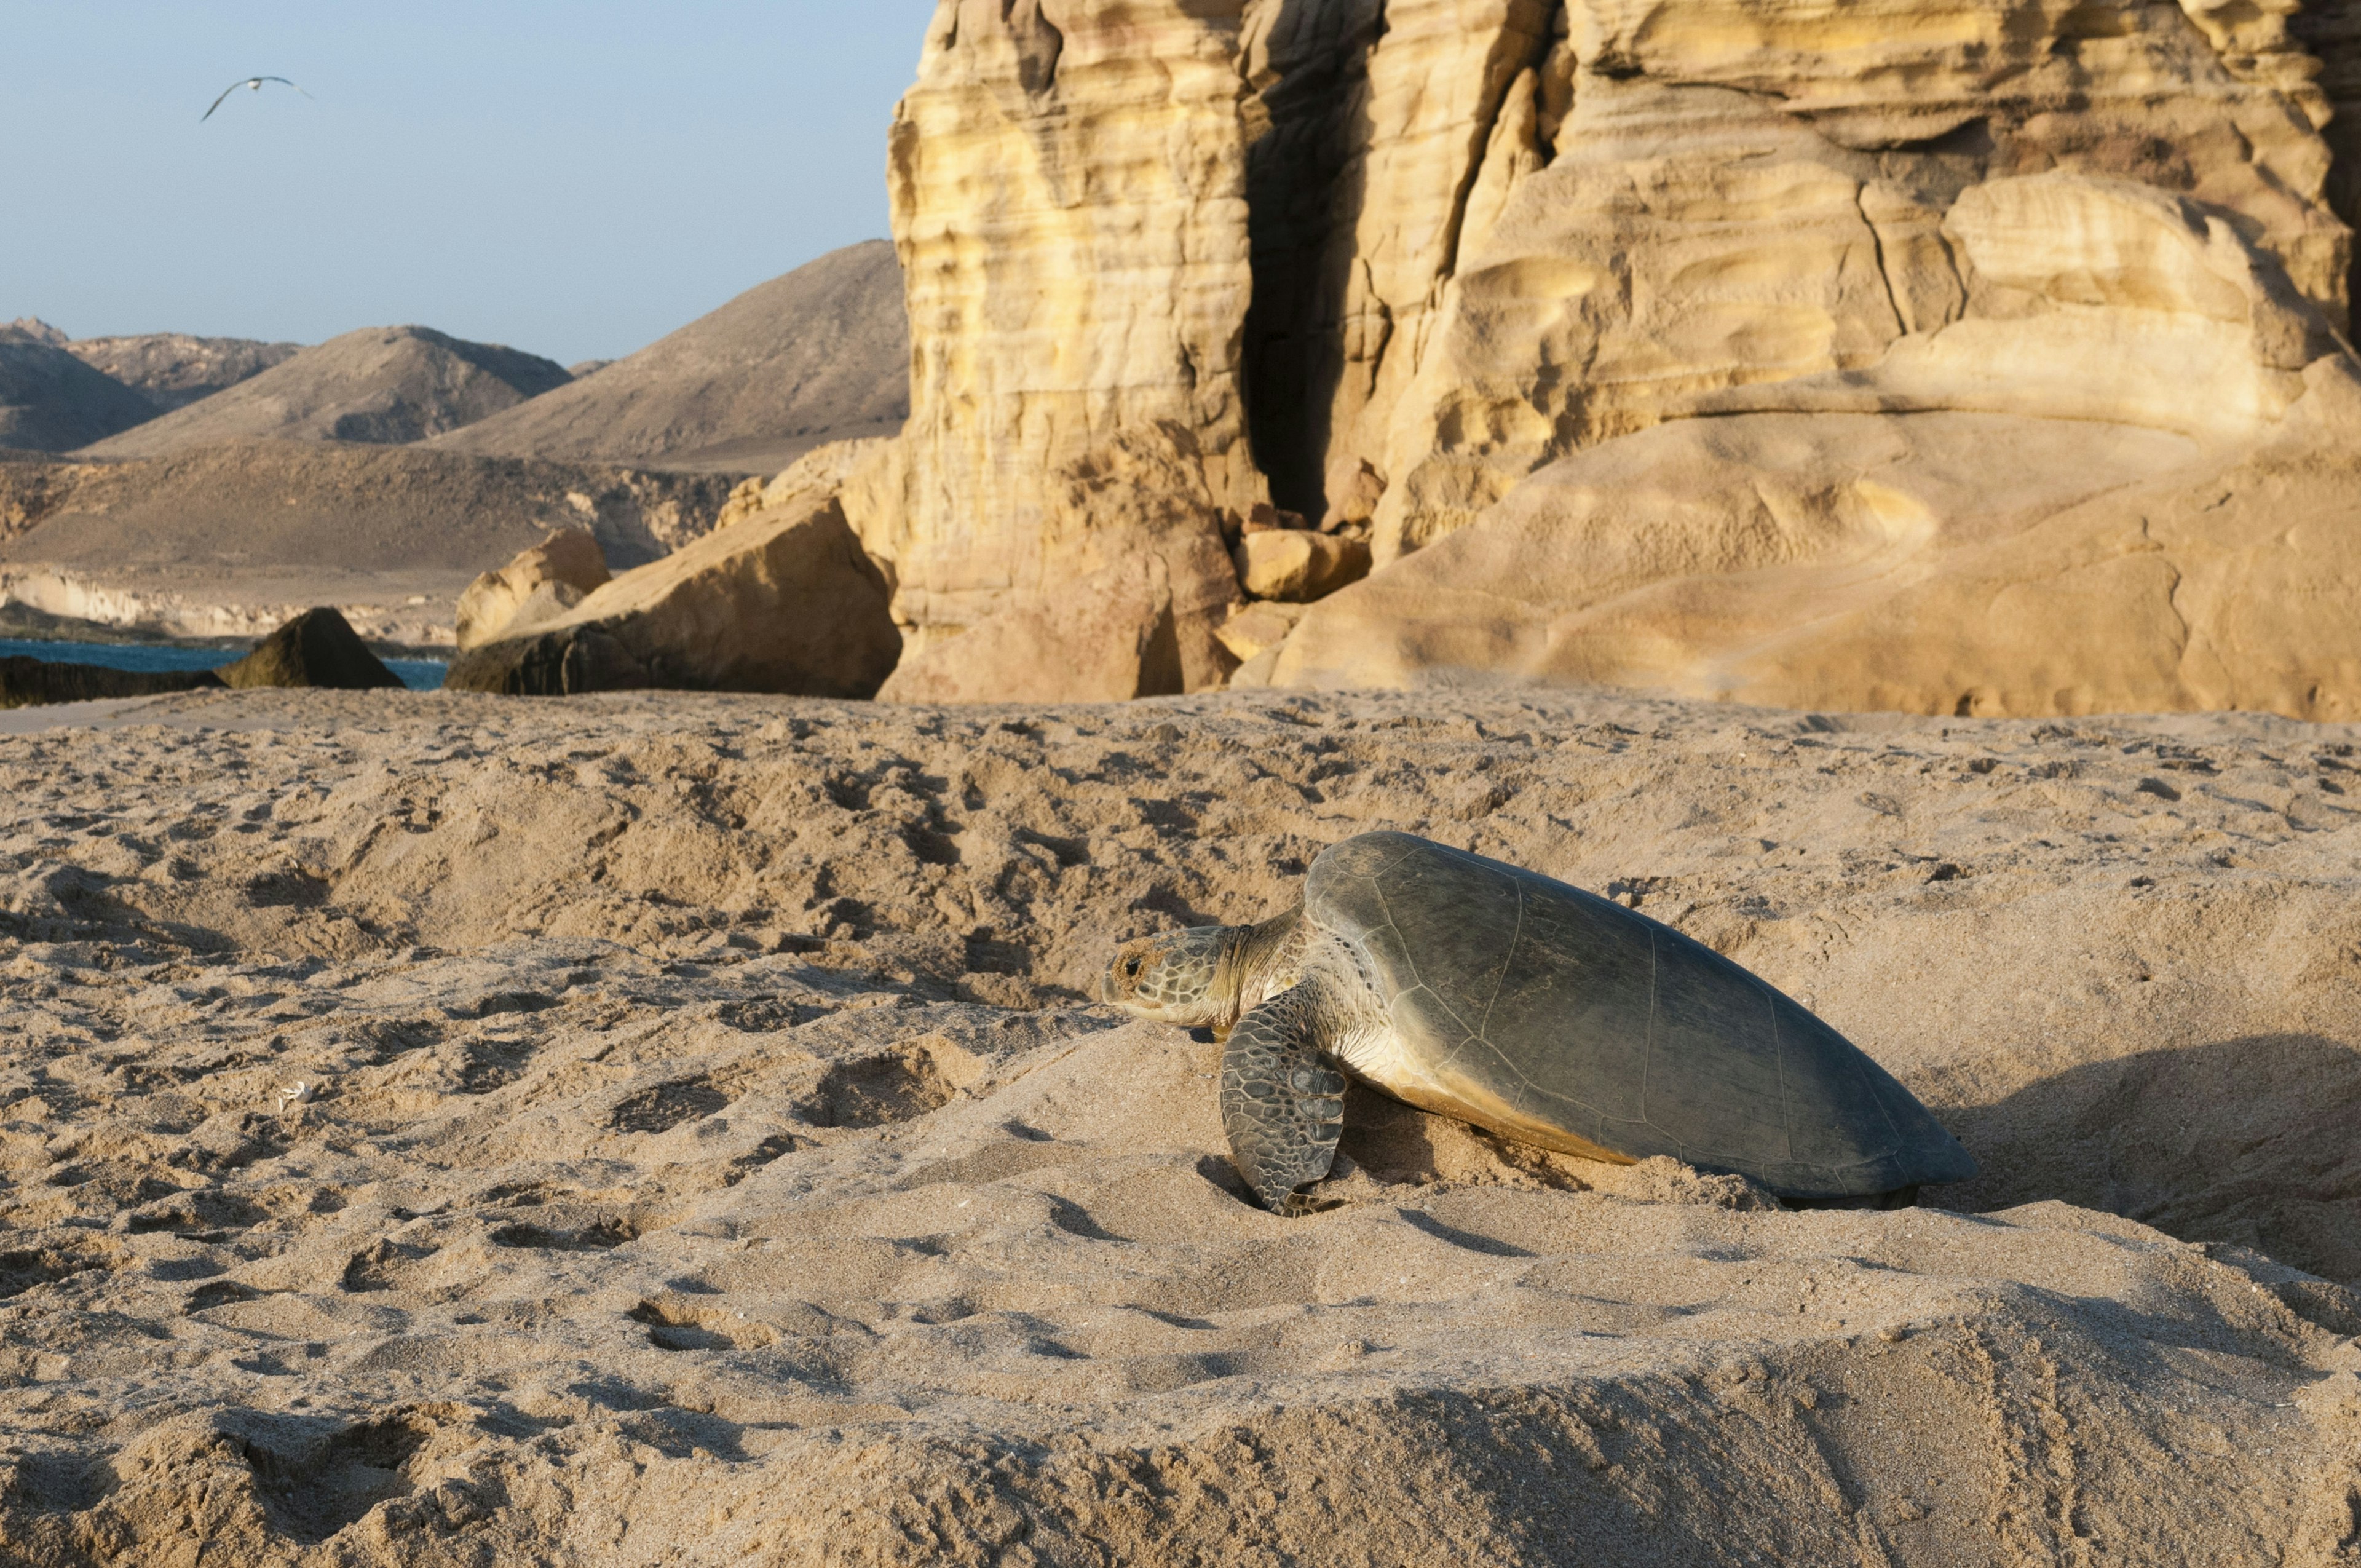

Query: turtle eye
[1122,956,1142,979]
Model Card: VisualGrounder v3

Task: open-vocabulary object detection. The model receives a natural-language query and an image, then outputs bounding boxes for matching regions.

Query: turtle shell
[1306,831,1977,1199]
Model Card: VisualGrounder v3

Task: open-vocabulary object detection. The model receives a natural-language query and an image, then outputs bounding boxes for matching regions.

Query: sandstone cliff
[865,0,2361,717]
[869,0,1267,690]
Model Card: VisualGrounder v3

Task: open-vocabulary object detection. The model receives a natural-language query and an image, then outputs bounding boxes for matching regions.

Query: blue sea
[0,638,448,691]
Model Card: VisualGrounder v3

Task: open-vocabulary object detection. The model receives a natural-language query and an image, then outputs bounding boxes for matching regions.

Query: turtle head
[1101,926,1238,1027]
[1101,909,1302,1029]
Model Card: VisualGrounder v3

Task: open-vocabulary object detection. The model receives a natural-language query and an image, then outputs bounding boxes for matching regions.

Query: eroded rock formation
[444,445,901,699]
[453,528,612,652]
[860,0,2361,716]
[1348,0,2351,562]
[869,0,1265,691]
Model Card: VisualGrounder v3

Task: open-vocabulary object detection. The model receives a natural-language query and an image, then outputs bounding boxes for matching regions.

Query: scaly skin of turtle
[1219,981,1348,1214]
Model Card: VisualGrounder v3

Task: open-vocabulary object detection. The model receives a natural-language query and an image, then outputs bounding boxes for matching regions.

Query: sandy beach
[0,686,2349,1563]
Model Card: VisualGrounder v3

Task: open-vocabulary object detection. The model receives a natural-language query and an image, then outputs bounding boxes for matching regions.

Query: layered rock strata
[873,0,1261,688]
[1347,0,2353,564]
[872,0,2361,714]
[1252,0,2361,713]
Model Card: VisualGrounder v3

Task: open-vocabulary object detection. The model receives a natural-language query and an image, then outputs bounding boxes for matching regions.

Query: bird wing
[201,76,312,120]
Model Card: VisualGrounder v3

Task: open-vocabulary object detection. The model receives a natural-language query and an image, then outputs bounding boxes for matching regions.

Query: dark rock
[0,656,224,708]
[442,624,652,696]
[219,609,405,691]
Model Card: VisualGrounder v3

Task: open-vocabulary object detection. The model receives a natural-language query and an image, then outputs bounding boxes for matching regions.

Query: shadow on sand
[1942,1032,2361,1287]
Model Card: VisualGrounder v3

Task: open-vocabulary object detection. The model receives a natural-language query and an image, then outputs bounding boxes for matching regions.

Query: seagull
[202,76,313,121]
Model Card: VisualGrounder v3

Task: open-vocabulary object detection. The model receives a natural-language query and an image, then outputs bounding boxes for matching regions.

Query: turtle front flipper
[1219,983,1347,1216]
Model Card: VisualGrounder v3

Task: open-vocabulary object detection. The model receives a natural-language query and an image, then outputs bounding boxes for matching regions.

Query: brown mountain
[66,333,302,413]
[0,331,157,453]
[0,441,733,577]
[431,240,907,473]
[77,326,571,459]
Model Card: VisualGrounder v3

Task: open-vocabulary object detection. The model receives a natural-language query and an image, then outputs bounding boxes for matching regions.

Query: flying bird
[202,76,312,121]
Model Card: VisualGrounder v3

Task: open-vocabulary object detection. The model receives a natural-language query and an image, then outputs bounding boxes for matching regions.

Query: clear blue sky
[0,2,930,365]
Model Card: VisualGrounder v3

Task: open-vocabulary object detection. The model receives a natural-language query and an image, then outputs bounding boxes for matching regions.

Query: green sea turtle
[1102,830,1977,1214]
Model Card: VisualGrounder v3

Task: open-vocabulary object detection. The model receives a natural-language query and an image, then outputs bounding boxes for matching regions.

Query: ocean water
[0,639,448,692]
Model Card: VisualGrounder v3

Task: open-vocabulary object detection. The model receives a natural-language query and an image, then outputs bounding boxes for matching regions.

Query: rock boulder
[1232,529,1369,602]
[878,556,1200,705]
[453,528,612,651]
[443,475,900,699]
[219,608,406,691]
[0,657,223,708]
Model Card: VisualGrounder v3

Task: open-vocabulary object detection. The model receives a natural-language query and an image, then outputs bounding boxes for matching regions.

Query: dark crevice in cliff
[1237,1,1557,522]
[1005,0,1064,97]
[2289,5,2361,330]
[1239,0,1386,521]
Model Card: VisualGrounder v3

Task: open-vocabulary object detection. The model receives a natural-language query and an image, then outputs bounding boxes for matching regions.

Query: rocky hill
[432,240,908,473]
[1,441,727,573]
[77,326,571,459]
[0,328,157,453]
[65,331,301,412]
[0,441,737,645]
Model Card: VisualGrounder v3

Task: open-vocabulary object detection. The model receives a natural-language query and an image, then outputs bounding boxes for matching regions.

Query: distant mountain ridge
[1,319,69,347]
[1,441,737,577]
[10,242,906,472]
[79,327,572,459]
[68,333,303,413]
[432,240,908,473]
[0,335,158,453]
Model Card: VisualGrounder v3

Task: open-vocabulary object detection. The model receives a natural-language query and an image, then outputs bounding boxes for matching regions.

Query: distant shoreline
[0,599,443,662]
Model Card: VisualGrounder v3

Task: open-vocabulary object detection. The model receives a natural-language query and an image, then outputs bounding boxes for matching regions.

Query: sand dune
[0,686,2353,1562]
[432,242,908,474]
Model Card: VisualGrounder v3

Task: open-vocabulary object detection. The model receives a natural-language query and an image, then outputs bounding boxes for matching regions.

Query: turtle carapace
[1101,831,1978,1214]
